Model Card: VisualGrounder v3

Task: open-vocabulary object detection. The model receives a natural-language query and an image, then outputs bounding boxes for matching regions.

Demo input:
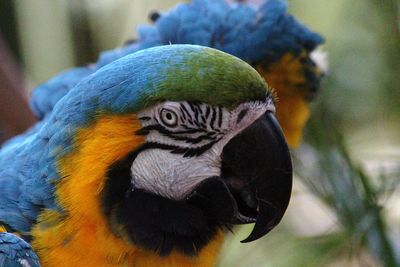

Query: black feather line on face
[237,108,249,124]
[188,102,200,123]
[217,107,223,128]
[135,124,206,135]
[102,146,233,256]
[135,119,224,146]
[180,103,193,122]
[210,107,217,130]
[133,139,222,158]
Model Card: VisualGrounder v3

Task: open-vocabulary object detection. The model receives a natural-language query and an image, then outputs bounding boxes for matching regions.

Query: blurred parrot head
[29,0,326,150]
[36,45,292,261]
[96,0,327,147]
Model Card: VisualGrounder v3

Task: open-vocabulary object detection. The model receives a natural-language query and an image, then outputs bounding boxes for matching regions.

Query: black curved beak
[221,112,293,242]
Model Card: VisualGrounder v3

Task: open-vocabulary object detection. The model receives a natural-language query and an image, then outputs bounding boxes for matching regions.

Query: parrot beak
[220,112,293,242]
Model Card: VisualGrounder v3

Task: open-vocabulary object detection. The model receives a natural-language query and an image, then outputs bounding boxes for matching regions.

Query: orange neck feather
[32,114,224,267]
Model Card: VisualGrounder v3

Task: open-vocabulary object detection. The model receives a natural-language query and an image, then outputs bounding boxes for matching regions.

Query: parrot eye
[160,108,178,127]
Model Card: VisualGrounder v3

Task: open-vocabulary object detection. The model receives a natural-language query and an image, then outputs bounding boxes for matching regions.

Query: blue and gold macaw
[30,0,326,148]
[0,45,292,266]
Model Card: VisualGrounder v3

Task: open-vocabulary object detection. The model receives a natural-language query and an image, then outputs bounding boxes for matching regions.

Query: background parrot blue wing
[30,67,96,120]
[0,232,40,267]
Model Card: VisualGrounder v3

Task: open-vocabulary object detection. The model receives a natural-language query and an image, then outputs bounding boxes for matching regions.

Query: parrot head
[96,0,326,148]
[52,45,292,258]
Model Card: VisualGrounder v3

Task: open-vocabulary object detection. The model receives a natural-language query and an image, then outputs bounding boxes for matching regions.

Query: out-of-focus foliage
[291,0,400,127]
[294,122,400,267]
[13,0,183,85]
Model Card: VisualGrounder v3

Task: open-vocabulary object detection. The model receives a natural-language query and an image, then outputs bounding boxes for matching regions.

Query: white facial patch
[131,98,275,200]
[310,49,329,74]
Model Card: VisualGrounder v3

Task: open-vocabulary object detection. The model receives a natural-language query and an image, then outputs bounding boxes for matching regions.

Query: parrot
[28,0,326,149]
[0,45,293,266]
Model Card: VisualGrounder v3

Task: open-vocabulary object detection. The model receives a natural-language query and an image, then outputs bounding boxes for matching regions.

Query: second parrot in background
[29,0,327,148]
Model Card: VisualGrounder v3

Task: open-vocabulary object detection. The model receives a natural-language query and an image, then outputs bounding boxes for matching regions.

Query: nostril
[240,189,257,209]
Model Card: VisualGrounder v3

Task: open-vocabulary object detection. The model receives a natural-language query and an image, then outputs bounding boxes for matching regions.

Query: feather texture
[0,45,268,266]
[0,232,40,267]
[29,0,323,121]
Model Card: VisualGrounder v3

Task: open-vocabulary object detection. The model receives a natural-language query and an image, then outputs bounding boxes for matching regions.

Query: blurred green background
[0,0,399,266]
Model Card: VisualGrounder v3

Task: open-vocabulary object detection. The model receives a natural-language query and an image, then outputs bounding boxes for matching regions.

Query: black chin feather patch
[116,188,217,256]
[102,148,232,256]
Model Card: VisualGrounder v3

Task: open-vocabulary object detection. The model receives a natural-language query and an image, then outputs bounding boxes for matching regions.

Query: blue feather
[0,233,40,267]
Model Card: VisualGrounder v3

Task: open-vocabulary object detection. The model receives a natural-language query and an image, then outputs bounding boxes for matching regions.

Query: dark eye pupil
[166,113,173,120]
